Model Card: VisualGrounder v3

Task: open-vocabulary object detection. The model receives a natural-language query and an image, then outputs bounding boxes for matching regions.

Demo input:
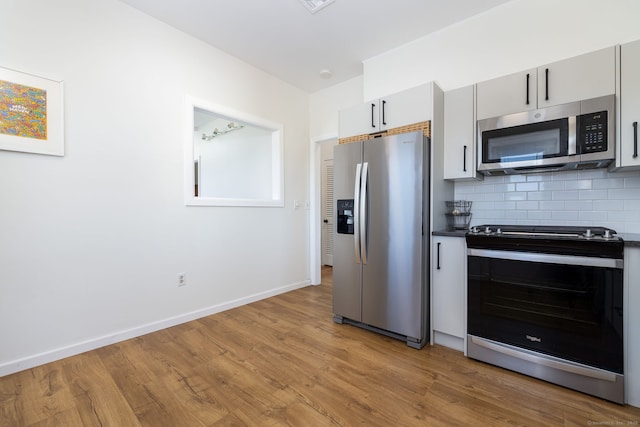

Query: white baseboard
[433,331,465,352]
[0,279,311,377]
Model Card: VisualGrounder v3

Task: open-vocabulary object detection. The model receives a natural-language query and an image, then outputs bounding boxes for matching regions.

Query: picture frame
[0,66,64,156]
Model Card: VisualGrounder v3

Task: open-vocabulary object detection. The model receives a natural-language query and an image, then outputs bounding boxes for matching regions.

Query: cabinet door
[537,46,616,108]
[432,236,466,339]
[380,83,433,130]
[476,69,537,120]
[339,101,380,138]
[619,40,640,169]
[444,85,481,180]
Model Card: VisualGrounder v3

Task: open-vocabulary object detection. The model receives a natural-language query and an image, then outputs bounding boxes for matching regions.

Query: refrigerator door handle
[360,162,369,265]
[353,163,362,263]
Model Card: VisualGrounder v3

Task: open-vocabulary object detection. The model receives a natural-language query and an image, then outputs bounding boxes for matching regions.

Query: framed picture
[0,66,64,156]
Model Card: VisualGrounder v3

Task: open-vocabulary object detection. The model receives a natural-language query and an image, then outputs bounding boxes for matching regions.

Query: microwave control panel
[577,110,608,153]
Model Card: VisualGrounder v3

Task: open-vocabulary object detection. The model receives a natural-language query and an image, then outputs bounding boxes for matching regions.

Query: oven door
[467,249,623,374]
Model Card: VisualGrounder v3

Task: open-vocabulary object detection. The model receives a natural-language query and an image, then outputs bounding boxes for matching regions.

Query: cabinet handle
[371,103,376,128]
[463,145,468,172]
[437,242,441,270]
[634,121,638,158]
[526,73,530,105]
[545,68,549,101]
[382,100,387,126]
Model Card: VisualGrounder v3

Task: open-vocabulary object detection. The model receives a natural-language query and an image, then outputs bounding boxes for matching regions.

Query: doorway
[310,136,338,284]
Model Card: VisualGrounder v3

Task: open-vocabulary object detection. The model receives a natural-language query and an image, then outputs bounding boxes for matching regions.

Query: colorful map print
[0,80,47,140]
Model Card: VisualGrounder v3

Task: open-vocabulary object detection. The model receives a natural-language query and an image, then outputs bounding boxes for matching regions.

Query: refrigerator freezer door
[333,142,363,322]
[362,132,425,340]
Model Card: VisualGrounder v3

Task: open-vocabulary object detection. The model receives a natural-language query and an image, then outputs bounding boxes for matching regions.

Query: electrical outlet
[178,273,186,287]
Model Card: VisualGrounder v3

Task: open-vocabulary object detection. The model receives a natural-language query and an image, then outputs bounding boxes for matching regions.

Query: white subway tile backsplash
[625,199,640,210]
[579,189,608,200]
[454,169,640,233]
[579,210,608,222]
[484,192,505,201]
[594,199,624,211]
[539,181,565,191]
[568,200,594,211]
[539,201,565,210]
[527,191,553,201]
[624,176,640,188]
[593,178,624,189]
[505,175,526,183]
[552,190,580,200]
[609,188,640,200]
[505,192,527,201]
[493,183,516,192]
[505,210,528,220]
[565,180,592,190]
[516,182,538,192]
[516,201,539,210]
[553,171,578,181]
[528,210,552,220]
[552,210,580,221]
[578,169,607,180]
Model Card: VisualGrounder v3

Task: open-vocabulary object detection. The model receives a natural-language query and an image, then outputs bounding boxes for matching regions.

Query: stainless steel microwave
[477,95,615,175]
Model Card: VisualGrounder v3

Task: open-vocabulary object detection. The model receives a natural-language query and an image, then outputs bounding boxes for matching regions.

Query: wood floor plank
[2,266,640,426]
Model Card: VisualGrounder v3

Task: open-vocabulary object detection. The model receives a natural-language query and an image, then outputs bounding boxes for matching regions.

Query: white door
[321,158,334,266]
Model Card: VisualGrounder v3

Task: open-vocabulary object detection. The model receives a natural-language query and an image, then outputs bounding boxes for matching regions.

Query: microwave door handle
[353,163,362,263]
[526,73,530,105]
[568,116,577,155]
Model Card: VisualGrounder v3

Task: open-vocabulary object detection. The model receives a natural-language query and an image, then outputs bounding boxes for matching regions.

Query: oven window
[482,118,568,164]
[467,255,623,373]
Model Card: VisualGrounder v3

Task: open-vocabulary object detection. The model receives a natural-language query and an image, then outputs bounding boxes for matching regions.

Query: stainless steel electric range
[466,225,624,403]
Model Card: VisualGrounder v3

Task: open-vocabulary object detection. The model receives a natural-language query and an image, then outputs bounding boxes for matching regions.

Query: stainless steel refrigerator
[333,131,430,349]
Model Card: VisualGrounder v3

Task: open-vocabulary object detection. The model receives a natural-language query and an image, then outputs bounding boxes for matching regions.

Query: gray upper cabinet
[339,84,433,138]
[477,47,616,120]
[444,85,482,180]
[476,68,538,120]
[537,46,616,108]
[617,40,640,169]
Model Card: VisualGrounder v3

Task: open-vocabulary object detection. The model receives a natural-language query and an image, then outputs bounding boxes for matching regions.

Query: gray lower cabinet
[625,246,640,406]
[431,235,466,351]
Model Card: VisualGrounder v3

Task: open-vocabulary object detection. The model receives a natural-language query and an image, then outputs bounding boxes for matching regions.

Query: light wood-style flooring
[1,266,640,426]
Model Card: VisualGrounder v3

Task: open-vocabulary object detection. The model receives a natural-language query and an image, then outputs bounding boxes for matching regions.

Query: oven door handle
[467,248,623,269]
[470,336,618,382]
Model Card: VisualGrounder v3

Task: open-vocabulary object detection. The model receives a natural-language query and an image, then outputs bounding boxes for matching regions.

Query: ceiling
[119,0,511,93]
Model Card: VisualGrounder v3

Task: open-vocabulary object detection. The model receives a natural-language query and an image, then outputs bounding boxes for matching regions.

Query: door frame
[310,134,338,285]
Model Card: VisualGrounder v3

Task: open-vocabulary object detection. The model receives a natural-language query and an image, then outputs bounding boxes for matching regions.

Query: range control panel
[577,110,608,153]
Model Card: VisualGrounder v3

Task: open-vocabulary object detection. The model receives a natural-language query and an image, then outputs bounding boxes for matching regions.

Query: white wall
[310,75,363,138]
[0,0,310,374]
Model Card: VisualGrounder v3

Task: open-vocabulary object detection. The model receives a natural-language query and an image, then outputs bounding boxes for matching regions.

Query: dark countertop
[620,233,640,247]
[432,229,467,238]
[433,230,640,247]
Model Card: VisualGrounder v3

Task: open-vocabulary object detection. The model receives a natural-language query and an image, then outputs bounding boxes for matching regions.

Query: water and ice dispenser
[336,199,354,234]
